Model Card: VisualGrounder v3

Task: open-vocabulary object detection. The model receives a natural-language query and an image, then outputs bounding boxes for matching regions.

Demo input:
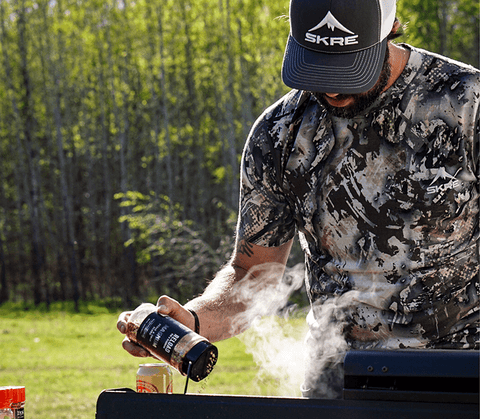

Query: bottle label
[136,313,190,363]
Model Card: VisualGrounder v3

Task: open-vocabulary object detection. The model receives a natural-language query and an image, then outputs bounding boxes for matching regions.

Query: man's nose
[324,93,339,98]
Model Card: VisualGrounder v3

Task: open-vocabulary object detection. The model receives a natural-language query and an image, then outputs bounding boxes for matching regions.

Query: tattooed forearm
[237,240,254,257]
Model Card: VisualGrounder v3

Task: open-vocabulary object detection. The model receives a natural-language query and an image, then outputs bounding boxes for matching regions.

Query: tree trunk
[0,2,29,301]
[96,35,113,295]
[179,0,205,222]
[155,4,174,202]
[437,0,448,56]
[17,0,47,306]
[0,172,8,303]
[106,12,137,301]
[39,0,80,308]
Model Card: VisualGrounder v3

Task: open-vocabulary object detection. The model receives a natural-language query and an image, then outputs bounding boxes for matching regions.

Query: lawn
[0,301,307,418]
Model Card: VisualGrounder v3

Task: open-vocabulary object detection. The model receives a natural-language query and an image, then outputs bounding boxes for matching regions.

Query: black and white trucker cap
[281,0,396,94]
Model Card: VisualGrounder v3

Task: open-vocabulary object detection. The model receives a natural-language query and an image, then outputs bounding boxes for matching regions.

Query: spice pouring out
[126,303,218,382]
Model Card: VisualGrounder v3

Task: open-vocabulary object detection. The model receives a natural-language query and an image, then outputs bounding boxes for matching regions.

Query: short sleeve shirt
[237,46,480,349]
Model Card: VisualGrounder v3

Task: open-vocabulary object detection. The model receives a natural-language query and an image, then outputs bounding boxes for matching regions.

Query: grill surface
[96,349,479,419]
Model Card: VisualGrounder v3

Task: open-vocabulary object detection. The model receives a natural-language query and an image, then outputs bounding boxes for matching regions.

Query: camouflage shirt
[238,45,480,349]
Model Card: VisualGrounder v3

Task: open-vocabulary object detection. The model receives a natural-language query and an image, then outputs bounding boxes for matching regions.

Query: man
[118,0,479,398]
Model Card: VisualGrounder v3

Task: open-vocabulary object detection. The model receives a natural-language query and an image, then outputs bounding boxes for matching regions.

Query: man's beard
[312,47,391,119]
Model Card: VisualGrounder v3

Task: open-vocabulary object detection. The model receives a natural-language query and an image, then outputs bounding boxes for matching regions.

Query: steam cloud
[231,262,355,398]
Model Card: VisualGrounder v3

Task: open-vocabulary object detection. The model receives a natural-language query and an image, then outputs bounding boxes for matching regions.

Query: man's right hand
[116,295,197,358]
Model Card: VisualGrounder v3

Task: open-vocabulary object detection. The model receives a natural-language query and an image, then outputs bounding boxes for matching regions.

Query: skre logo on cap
[304,11,359,49]
[282,0,396,94]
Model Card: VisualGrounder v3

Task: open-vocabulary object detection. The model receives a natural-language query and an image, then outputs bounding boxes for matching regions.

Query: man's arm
[117,237,293,356]
[182,237,294,342]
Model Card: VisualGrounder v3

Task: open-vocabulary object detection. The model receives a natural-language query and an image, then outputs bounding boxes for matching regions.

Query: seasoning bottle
[0,387,14,419]
[126,303,218,382]
[10,387,25,419]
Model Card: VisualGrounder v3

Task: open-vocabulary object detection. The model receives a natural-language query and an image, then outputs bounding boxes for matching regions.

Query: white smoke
[230,262,356,398]
[300,293,354,398]
[230,262,306,396]
[239,312,308,397]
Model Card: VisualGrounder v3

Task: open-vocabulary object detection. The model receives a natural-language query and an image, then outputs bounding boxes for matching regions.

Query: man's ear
[392,18,401,34]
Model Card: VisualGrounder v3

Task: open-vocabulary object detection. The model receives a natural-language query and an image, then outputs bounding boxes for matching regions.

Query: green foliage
[0,0,477,306]
[0,0,292,305]
[116,191,236,301]
[397,0,479,68]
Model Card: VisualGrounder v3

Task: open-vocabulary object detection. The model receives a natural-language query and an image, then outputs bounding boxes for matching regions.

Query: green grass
[0,302,307,418]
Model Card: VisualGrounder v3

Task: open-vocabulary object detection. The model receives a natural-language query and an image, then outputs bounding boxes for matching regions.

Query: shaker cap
[0,386,13,409]
[11,387,26,404]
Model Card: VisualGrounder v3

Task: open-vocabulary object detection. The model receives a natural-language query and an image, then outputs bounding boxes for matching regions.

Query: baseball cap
[281,0,396,94]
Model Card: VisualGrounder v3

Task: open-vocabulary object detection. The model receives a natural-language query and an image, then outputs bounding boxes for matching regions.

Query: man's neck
[384,43,410,92]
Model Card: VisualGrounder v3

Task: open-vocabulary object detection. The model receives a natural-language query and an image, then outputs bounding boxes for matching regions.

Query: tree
[397,0,480,68]
[0,0,476,306]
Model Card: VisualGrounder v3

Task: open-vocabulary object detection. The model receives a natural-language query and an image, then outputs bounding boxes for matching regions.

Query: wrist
[187,308,200,335]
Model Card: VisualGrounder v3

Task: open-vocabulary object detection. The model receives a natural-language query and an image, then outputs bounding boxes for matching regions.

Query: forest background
[0,0,478,309]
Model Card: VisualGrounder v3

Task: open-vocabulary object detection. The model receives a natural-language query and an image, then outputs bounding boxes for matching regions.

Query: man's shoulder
[408,45,480,87]
[246,89,314,146]
[400,45,480,119]
[258,89,310,122]
[242,89,315,163]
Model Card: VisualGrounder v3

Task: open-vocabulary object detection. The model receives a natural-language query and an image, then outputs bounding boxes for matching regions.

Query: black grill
[343,349,479,403]
[96,349,479,419]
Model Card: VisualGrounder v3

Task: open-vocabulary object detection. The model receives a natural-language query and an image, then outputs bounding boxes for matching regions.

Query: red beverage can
[136,363,173,394]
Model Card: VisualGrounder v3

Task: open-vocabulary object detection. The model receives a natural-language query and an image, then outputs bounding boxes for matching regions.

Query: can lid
[11,387,25,403]
[0,387,13,409]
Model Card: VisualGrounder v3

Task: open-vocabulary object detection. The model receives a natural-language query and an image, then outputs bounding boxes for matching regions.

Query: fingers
[116,311,131,334]
[117,297,196,359]
[157,295,195,331]
[117,311,150,357]
[122,337,150,358]
[156,295,183,315]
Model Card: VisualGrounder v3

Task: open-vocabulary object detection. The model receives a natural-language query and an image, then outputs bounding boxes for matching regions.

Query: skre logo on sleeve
[426,168,462,195]
[305,12,359,47]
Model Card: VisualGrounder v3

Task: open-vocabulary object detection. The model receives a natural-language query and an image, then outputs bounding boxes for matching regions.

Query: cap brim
[281,35,387,94]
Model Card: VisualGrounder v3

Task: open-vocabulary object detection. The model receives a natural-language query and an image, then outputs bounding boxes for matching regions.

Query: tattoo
[237,240,254,257]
